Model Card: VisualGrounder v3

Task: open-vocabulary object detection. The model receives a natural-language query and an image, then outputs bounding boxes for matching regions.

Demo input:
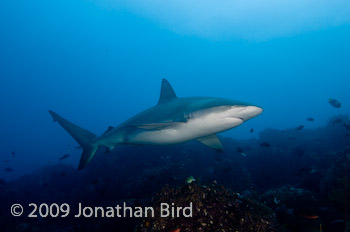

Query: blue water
[2,2,350,232]
[1,0,349,181]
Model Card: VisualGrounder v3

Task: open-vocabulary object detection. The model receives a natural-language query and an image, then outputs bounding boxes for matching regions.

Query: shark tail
[48,110,99,170]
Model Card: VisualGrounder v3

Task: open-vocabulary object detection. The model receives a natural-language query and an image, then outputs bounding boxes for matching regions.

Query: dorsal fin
[158,79,177,104]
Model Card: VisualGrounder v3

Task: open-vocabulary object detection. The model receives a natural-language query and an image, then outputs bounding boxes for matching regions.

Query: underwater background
[1,0,350,231]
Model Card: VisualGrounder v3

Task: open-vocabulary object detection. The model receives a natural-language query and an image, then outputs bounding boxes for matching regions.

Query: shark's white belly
[128,113,243,145]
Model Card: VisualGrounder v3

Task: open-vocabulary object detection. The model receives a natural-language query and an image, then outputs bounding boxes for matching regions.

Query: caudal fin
[48,110,98,170]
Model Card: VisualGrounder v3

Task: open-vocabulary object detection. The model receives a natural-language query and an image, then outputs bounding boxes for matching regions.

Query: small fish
[274,197,280,205]
[296,125,304,131]
[240,152,247,157]
[11,151,15,157]
[236,147,245,153]
[4,160,10,163]
[328,98,341,108]
[250,128,254,133]
[168,229,181,232]
[58,154,70,161]
[307,118,314,122]
[299,214,319,220]
[344,123,350,131]
[223,167,232,173]
[346,133,350,138]
[260,142,271,148]
[4,168,13,172]
[186,176,196,184]
[333,119,343,125]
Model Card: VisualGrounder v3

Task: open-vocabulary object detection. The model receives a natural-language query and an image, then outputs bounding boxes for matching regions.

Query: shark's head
[191,97,263,122]
[186,98,263,136]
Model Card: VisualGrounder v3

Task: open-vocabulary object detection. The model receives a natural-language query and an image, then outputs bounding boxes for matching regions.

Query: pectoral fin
[102,126,114,135]
[197,135,223,150]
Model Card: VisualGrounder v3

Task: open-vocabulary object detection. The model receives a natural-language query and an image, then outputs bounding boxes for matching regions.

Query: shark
[49,79,263,170]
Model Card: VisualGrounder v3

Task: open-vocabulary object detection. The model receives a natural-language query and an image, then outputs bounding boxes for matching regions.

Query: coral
[138,183,277,232]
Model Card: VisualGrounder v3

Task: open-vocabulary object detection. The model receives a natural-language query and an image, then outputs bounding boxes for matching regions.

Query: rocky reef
[138,183,277,232]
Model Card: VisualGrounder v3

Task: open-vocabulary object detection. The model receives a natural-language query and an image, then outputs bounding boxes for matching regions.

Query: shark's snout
[229,105,263,121]
[246,106,263,119]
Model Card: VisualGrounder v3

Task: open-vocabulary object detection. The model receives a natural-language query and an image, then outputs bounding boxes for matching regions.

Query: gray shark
[49,79,263,170]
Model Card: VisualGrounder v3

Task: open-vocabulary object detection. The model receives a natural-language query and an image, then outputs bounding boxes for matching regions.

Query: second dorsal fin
[158,79,177,104]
